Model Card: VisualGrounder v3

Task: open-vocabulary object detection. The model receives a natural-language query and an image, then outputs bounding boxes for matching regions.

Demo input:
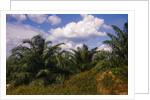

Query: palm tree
[71,44,97,72]
[7,34,64,86]
[92,22,128,82]
[103,22,128,67]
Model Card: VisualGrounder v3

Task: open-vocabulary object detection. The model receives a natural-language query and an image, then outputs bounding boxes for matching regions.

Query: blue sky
[6,14,128,57]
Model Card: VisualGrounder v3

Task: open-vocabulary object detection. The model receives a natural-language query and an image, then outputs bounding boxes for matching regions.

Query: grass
[7,68,128,95]
[7,68,98,95]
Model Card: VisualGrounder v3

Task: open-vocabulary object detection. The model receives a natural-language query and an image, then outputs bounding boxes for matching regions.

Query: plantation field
[7,68,128,95]
[6,21,128,95]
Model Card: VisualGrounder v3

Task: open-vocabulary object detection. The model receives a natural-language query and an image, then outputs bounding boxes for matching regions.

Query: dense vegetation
[6,22,128,95]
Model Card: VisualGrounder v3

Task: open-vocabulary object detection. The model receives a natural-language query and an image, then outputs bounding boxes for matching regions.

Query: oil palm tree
[103,22,128,67]
[71,44,97,72]
[7,34,64,86]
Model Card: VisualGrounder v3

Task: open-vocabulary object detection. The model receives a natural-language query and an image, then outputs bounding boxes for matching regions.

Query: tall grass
[7,68,127,95]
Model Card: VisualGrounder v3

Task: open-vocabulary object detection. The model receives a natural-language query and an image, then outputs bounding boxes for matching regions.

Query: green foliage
[71,44,97,72]
[103,22,128,66]
[7,68,128,95]
[55,68,98,95]
[7,68,99,95]
[6,22,128,95]
[94,22,128,73]
[7,34,66,87]
[29,79,46,87]
[112,66,128,83]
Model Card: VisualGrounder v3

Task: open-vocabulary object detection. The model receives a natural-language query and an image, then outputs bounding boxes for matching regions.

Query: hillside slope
[7,68,128,95]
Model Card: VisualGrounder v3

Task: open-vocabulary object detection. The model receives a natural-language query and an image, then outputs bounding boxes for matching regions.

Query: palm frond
[112,25,124,40]
[11,45,30,54]
[36,69,50,77]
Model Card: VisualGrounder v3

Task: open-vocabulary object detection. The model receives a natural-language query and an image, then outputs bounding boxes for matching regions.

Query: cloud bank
[27,14,61,25]
[6,14,113,57]
[48,14,107,43]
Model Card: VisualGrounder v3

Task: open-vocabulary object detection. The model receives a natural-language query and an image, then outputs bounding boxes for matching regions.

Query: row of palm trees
[6,22,128,87]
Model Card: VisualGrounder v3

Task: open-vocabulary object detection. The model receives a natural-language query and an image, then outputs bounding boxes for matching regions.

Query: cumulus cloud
[75,43,83,49]
[27,14,47,24]
[97,44,112,52]
[10,14,26,23]
[6,23,49,57]
[47,15,61,25]
[102,24,112,29]
[60,42,73,50]
[6,14,112,57]
[49,14,106,43]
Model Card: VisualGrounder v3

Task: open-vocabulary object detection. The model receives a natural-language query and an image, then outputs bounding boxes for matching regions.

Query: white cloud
[75,43,83,50]
[47,35,58,42]
[60,42,73,50]
[47,15,61,25]
[102,24,112,29]
[97,44,112,52]
[11,14,26,23]
[49,14,106,43]
[6,14,111,57]
[6,23,49,57]
[27,14,47,24]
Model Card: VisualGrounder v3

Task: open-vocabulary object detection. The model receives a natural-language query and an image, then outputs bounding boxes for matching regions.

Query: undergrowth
[7,67,128,95]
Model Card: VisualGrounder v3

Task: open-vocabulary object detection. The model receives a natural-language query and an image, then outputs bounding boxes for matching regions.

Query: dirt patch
[6,84,11,89]
[97,70,128,95]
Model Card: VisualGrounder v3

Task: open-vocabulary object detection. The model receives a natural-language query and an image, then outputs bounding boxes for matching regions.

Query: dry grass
[97,70,128,95]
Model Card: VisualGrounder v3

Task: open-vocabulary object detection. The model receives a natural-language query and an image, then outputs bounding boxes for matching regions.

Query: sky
[6,14,128,57]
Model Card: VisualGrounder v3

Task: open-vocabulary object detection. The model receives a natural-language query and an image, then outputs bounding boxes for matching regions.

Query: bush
[29,79,45,87]
[112,66,128,83]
